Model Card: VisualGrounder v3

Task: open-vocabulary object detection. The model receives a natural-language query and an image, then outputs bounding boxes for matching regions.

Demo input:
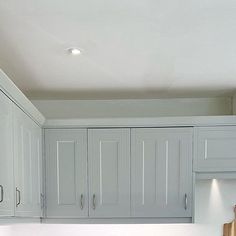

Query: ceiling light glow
[67,48,81,55]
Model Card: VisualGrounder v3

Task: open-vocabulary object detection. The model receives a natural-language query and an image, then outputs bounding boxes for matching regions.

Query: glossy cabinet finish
[45,129,88,218]
[194,127,236,172]
[0,91,14,216]
[88,129,131,218]
[14,105,42,217]
[131,128,193,217]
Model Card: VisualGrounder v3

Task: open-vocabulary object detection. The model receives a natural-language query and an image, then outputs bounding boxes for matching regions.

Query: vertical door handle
[92,194,96,210]
[184,193,188,210]
[40,193,44,210]
[16,187,21,207]
[80,194,84,210]
[0,185,3,203]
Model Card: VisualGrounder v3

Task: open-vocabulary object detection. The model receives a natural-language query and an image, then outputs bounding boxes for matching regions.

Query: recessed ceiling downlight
[67,47,81,55]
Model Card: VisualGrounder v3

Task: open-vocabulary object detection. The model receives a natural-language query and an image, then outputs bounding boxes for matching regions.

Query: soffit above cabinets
[1,0,236,99]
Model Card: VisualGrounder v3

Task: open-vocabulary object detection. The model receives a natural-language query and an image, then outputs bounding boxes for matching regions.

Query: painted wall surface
[31,97,232,119]
[195,179,236,224]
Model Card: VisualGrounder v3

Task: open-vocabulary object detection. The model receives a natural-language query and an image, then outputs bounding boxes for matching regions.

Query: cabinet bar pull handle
[184,193,188,210]
[40,193,44,210]
[0,185,3,203]
[16,187,21,207]
[80,194,84,210]
[92,194,96,210]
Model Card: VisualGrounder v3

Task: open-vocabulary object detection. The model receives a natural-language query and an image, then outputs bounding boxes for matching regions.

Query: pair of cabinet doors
[0,91,42,217]
[45,128,192,218]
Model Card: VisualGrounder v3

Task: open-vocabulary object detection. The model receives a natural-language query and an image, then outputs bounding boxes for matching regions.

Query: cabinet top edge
[43,116,236,128]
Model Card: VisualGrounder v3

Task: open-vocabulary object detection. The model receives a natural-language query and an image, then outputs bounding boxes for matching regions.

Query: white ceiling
[0,0,236,99]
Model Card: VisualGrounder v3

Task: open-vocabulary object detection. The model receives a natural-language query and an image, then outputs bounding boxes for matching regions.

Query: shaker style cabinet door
[194,127,236,172]
[31,121,43,217]
[131,128,193,217]
[45,129,88,218]
[0,91,14,216]
[88,129,130,218]
[14,105,42,217]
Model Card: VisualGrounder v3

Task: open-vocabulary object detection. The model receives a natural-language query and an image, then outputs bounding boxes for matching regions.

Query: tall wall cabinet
[14,105,42,217]
[0,90,43,217]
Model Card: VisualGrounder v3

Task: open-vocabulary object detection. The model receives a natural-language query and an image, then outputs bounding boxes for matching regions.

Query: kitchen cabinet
[194,127,236,172]
[45,129,88,218]
[0,91,14,216]
[131,128,193,217]
[14,105,42,217]
[88,129,130,218]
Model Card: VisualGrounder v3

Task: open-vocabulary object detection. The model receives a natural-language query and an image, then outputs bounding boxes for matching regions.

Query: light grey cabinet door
[14,105,42,217]
[31,121,43,217]
[0,91,14,216]
[88,129,130,218]
[194,127,236,172]
[131,128,193,217]
[45,129,88,218]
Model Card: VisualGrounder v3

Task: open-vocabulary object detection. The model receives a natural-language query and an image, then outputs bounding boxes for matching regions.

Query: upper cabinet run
[88,129,131,218]
[45,128,193,220]
[0,91,14,217]
[131,128,193,218]
[194,127,236,172]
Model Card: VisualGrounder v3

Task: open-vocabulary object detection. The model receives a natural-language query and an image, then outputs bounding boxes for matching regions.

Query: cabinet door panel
[194,127,236,172]
[14,105,42,217]
[31,123,42,216]
[131,128,192,217]
[88,129,130,218]
[45,129,87,218]
[0,91,14,216]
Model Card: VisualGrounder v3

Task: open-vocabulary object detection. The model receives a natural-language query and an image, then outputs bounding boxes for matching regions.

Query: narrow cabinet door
[88,129,130,217]
[0,91,14,216]
[45,129,88,218]
[31,122,43,216]
[131,128,193,217]
[14,105,42,217]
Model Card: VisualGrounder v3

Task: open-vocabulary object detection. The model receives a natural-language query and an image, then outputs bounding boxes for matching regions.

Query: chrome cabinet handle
[184,193,188,210]
[40,193,44,210]
[16,187,21,207]
[92,194,96,210]
[80,194,84,210]
[0,185,3,203]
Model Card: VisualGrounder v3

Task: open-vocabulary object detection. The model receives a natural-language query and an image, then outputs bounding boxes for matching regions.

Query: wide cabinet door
[131,128,193,217]
[14,105,42,217]
[88,129,130,218]
[45,129,88,218]
[0,91,14,216]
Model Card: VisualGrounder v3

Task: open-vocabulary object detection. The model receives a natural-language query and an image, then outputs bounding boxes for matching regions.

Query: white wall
[31,97,232,119]
[195,179,236,224]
